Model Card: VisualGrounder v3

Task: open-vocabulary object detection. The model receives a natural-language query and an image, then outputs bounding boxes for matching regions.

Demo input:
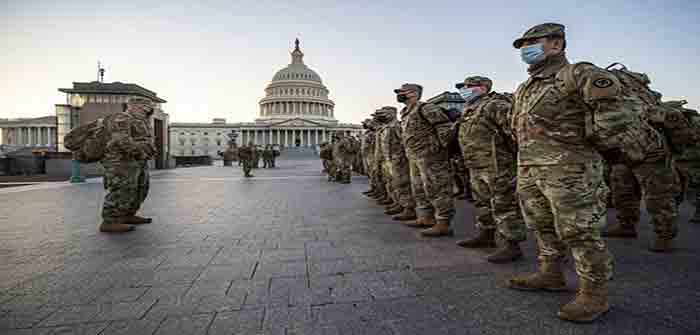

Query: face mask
[459,87,484,102]
[520,43,546,65]
[396,94,409,103]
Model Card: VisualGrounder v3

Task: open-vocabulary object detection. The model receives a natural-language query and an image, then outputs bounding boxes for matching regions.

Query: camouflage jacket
[238,146,254,160]
[378,119,406,163]
[401,102,452,155]
[361,130,376,164]
[458,92,516,168]
[512,54,611,165]
[102,112,154,162]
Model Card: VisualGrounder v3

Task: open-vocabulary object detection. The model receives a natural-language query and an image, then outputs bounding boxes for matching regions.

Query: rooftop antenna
[97,61,105,83]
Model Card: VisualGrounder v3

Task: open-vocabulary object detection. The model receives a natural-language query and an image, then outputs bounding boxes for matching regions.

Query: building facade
[169,39,362,158]
[0,116,57,149]
[56,81,171,169]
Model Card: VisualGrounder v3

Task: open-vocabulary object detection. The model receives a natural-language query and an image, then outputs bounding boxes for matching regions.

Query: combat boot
[649,237,674,252]
[379,198,394,206]
[124,215,152,225]
[557,279,609,323]
[404,215,435,228]
[393,208,417,221]
[420,219,454,237]
[486,241,523,264]
[456,229,496,248]
[508,261,567,291]
[384,204,403,216]
[99,218,134,233]
[601,223,637,238]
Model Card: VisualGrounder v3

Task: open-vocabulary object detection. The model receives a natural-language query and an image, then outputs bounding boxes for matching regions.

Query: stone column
[315,129,319,145]
[306,129,311,147]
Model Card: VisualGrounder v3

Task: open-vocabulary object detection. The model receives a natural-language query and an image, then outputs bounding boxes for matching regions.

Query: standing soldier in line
[271,145,279,168]
[100,97,156,233]
[396,83,455,237]
[508,23,616,322]
[376,106,418,221]
[360,119,377,195]
[238,141,255,178]
[454,76,526,263]
[369,115,390,201]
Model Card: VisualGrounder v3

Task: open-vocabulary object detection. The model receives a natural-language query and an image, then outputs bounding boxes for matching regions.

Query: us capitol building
[170,39,361,157]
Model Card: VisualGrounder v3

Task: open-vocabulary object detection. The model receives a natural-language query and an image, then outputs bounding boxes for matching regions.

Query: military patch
[593,78,613,88]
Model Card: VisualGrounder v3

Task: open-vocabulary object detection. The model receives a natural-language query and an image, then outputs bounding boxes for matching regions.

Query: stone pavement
[0,158,698,334]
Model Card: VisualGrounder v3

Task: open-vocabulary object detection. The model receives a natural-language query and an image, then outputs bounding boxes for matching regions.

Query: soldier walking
[238,141,255,178]
[100,97,156,233]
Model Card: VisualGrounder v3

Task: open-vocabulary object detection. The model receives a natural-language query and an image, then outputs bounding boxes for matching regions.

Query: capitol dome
[258,39,336,123]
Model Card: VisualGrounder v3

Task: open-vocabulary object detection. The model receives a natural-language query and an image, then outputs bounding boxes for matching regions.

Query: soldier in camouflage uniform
[454,76,526,263]
[508,23,614,322]
[375,107,418,221]
[262,145,273,168]
[360,119,377,195]
[238,141,255,178]
[678,109,700,223]
[602,103,683,253]
[332,132,354,184]
[100,97,156,233]
[396,83,455,237]
[252,145,260,169]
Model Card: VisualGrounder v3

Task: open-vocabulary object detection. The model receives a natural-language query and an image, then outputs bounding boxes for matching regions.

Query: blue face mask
[459,87,481,102]
[520,43,546,65]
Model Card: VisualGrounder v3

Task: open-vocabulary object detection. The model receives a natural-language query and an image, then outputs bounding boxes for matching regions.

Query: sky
[1,0,699,124]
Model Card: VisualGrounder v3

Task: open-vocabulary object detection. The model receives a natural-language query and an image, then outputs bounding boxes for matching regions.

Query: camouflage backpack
[605,63,700,154]
[557,62,663,165]
[63,118,108,163]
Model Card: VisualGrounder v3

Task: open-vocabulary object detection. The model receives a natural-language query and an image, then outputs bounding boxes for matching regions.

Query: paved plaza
[0,157,698,334]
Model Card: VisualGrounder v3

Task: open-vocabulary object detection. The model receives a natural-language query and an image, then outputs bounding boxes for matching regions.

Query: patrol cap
[455,76,493,90]
[393,83,423,95]
[513,23,565,49]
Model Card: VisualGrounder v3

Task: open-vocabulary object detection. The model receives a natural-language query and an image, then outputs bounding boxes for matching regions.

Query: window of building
[179,139,185,146]
[191,150,195,155]
[217,140,221,146]
[180,132,185,135]
[203,132,208,135]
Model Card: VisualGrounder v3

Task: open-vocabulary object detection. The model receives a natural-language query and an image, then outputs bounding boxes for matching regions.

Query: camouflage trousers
[242,158,253,176]
[102,160,150,220]
[469,165,526,242]
[675,160,700,204]
[325,159,336,181]
[383,157,415,209]
[517,162,613,285]
[407,148,454,220]
[334,156,352,183]
[611,159,679,239]
[370,160,386,197]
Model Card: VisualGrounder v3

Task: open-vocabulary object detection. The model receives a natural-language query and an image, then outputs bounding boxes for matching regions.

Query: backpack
[558,62,662,165]
[63,118,108,163]
[606,63,700,156]
[416,103,458,156]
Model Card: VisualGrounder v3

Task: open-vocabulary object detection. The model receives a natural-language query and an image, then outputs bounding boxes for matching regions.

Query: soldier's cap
[455,76,493,90]
[513,23,565,49]
[393,83,423,94]
[127,97,154,106]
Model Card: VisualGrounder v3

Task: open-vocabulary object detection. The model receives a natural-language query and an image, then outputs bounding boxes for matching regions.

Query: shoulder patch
[593,78,613,88]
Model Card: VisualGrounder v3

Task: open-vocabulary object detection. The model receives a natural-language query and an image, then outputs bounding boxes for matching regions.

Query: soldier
[251,145,260,169]
[271,145,279,168]
[238,141,255,178]
[396,83,455,237]
[360,119,376,195]
[319,142,335,181]
[602,101,684,253]
[100,97,156,233]
[219,141,237,166]
[454,76,526,263]
[262,145,273,168]
[375,106,418,221]
[332,132,354,184]
[508,23,614,322]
